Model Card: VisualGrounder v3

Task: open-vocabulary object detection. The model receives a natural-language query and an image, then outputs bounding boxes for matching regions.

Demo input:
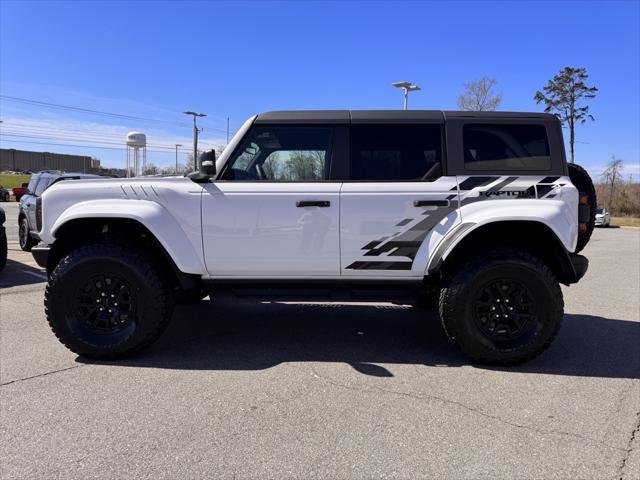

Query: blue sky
[1,0,638,178]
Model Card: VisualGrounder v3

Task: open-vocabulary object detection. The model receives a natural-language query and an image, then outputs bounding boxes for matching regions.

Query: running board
[202,279,423,303]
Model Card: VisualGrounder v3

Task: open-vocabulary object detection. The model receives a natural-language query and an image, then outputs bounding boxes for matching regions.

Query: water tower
[126,132,147,177]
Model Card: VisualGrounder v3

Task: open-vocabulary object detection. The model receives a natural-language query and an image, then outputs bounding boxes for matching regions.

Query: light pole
[174,144,182,173]
[183,111,207,169]
[392,81,421,110]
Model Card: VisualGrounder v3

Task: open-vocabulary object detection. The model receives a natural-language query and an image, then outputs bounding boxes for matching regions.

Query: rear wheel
[18,218,37,252]
[45,243,174,359]
[439,250,564,365]
[568,163,596,253]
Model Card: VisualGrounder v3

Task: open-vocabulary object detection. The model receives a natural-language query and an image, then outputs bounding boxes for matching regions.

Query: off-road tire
[439,250,564,366]
[568,163,596,253]
[45,243,174,359]
[18,217,37,252]
[0,229,7,272]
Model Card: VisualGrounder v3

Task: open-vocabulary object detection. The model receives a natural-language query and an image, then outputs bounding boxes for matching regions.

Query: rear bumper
[567,254,588,284]
[31,243,50,269]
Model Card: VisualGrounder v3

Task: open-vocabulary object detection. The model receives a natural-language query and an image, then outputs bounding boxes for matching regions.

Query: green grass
[0,173,31,189]
[612,216,640,228]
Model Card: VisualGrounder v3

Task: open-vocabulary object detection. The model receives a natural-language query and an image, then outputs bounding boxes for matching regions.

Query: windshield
[596,208,604,214]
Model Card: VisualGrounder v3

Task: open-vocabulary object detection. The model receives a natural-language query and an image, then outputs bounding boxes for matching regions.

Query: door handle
[413,199,450,207]
[296,200,330,208]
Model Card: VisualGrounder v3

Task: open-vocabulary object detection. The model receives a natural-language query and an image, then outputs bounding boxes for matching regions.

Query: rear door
[340,123,460,277]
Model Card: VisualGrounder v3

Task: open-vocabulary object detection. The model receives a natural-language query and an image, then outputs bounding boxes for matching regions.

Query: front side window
[34,177,52,196]
[350,125,442,181]
[221,127,332,181]
[463,124,551,171]
[27,175,40,194]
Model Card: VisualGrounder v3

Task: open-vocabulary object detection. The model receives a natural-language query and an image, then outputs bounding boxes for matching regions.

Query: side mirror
[189,150,216,183]
[199,150,217,176]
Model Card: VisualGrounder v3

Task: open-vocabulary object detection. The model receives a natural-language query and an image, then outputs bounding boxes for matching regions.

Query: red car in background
[12,183,29,202]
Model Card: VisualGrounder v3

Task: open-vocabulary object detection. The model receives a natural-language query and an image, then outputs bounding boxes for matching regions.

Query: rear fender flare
[426,201,577,276]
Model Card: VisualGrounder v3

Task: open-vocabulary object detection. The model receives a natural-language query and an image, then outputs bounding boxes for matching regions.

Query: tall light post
[183,111,207,169]
[392,81,421,110]
[174,144,182,173]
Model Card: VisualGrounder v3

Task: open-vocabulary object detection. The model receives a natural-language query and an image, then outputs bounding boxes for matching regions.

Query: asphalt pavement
[1,200,639,479]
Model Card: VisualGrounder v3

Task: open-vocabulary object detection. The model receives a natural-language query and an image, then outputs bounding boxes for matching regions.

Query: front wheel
[18,218,36,251]
[45,243,174,359]
[439,250,564,365]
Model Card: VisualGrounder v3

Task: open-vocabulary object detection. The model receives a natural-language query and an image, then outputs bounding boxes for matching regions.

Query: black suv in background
[18,171,100,251]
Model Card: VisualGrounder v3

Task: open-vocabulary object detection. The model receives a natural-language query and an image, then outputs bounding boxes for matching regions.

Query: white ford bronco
[33,110,596,365]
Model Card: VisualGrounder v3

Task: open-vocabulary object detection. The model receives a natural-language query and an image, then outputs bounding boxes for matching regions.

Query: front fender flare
[49,199,205,274]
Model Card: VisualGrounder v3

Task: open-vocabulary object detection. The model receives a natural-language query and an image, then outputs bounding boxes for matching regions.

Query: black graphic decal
[539,176,560,184]
[455,176,500,191]
[346,261,413,270]
[486,176,519,192]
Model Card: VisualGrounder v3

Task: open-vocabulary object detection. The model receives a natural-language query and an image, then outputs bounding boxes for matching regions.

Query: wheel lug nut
[496,299,500,303]
[509,307,513,311]
[114,302,118,306]
[503,314,508,318]
[505,299,509,303]
[101,293,105,297]
[491,306,496,311]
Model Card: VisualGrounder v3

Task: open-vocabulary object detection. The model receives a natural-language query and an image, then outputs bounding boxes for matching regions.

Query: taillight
[36,197,43,231]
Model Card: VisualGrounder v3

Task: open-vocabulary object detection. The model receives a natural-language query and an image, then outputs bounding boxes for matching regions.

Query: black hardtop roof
[255,110,557,124]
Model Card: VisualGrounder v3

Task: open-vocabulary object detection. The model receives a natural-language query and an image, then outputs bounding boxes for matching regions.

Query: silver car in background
[595,207,611,227]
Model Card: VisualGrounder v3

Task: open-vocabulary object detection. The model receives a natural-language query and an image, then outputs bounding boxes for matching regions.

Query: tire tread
[45,243,174,359]
[439,249,564,366]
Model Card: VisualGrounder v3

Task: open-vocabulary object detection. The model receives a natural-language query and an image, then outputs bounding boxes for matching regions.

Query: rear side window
[463,124,550,171]
[350,125,442,181]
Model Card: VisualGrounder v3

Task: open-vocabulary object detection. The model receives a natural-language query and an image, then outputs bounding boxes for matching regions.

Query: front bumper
[31,243,50,269]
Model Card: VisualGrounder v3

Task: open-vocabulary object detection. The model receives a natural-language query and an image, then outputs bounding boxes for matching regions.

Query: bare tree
[601,156,624,208]
[534,67,598,164]
[457,77,502,111]
[141,163,159,176]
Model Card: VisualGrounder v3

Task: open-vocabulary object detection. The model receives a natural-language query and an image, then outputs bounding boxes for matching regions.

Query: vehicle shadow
[78,300,640,380]
[0,258,47,288]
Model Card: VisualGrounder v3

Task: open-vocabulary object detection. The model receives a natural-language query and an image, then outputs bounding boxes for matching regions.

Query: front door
[202,125,341,277]
[340,124,460,277]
